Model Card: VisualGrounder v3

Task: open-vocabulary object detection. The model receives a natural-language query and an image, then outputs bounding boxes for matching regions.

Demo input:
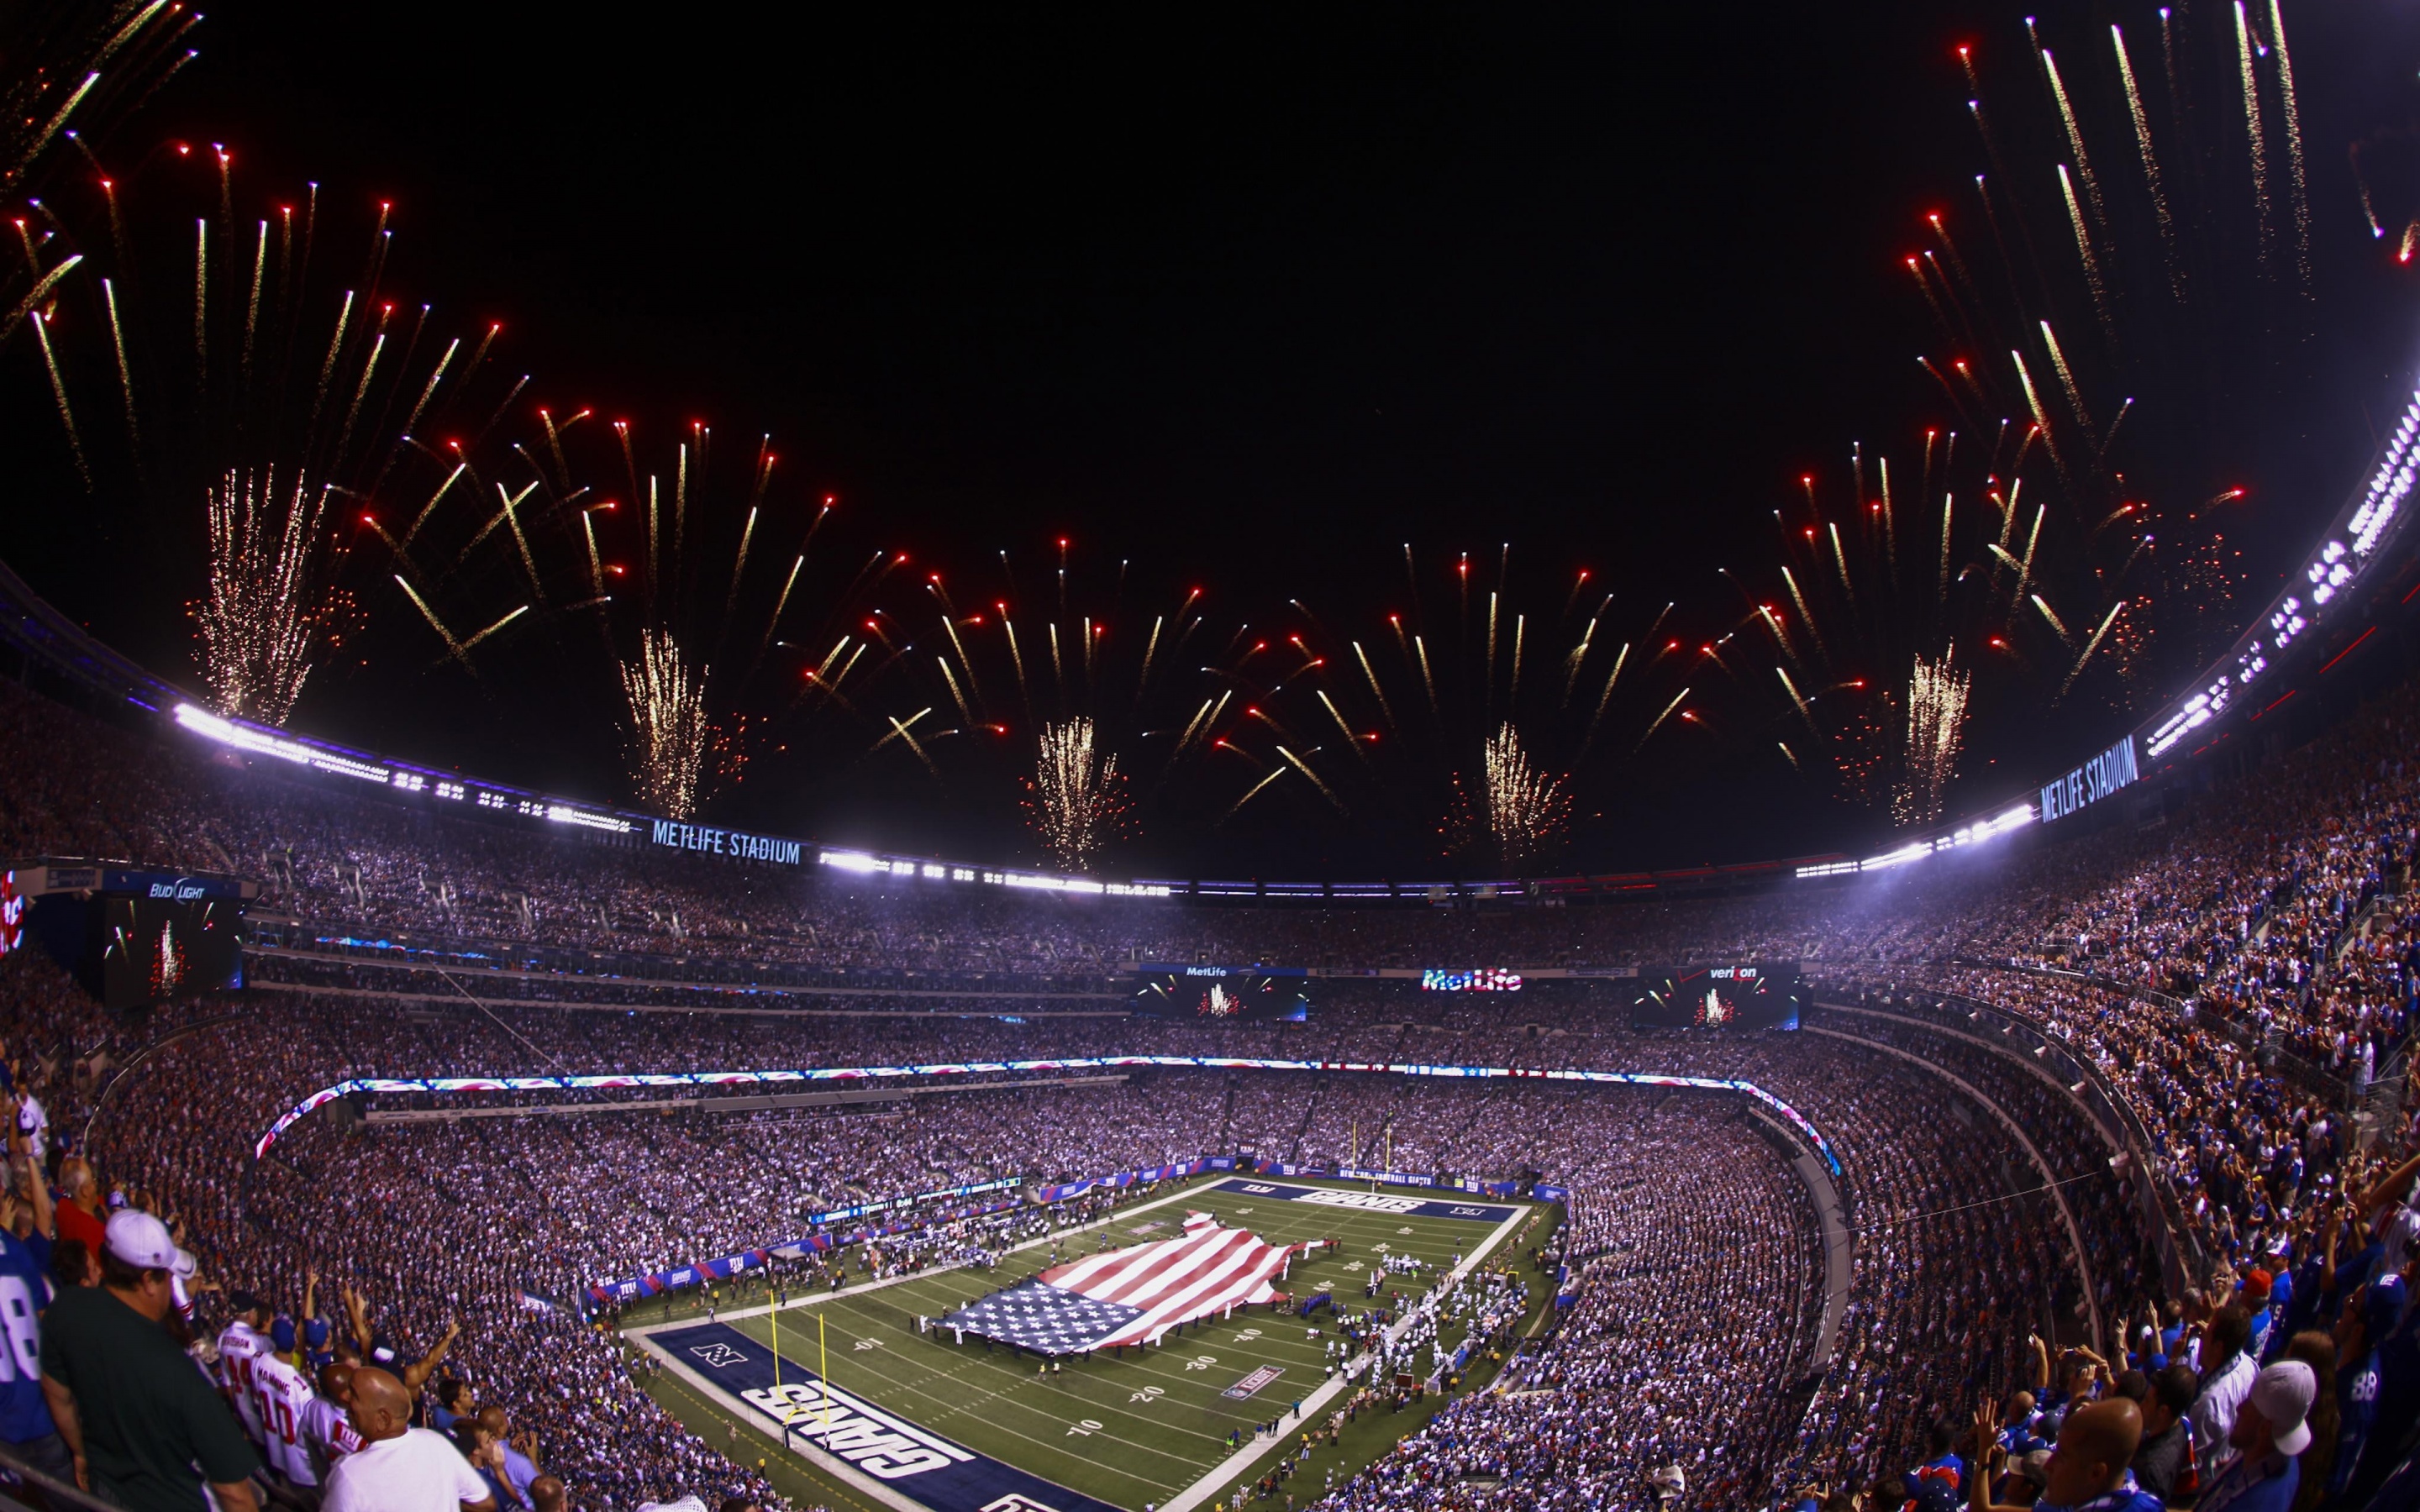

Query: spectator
[0,1094,66,1482]
[321,1365,496,1512]
[475,1404,542,1509]
[2192,1304,2259,1482]
[2279,1331,2341,1512]
[49,1163,103,1260]
[2196,1361,2317,1512]
[35,1210,260,1510]
[2128,1363,2196,1502]
[1968,1397,2160,1512]
[303,1359,366,1483]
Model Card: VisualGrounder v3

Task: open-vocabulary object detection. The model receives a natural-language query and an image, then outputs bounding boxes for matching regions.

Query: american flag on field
[942,1212,1323,1356]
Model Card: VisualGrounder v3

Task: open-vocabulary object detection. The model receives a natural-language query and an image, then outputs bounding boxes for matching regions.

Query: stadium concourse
[0,669,2416,1510]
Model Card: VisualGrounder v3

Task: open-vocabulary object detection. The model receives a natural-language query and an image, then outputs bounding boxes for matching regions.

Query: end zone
[1204,1178,1520,1226]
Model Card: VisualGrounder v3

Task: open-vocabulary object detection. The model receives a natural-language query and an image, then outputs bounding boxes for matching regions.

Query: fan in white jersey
[215,1292,275,1447]
[250,1337,320,1487]
[300,1359,367,1483]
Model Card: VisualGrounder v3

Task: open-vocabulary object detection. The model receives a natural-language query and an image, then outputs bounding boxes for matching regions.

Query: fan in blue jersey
[0,1095,67,1480]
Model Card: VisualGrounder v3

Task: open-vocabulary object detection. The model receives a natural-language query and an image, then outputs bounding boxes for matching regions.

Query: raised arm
[1968,1399,2029,1512]
[402,1319,461,1395]
[4,1101,50,1242]
[341,1284,373,1356]
[2357,1149,2420,1217]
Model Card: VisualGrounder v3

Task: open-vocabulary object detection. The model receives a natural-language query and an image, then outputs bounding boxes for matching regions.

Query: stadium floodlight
[173,702,392,785]
[1858,842,1934,872]
[540,805,633,835]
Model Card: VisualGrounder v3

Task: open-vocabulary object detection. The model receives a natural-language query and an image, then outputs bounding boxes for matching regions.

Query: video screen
[1634,964,1802,1031]
[100,896,244,1010]
[1132,969,1309,1022]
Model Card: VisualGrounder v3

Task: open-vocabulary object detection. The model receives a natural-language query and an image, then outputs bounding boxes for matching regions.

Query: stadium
[0,5,2414,1512]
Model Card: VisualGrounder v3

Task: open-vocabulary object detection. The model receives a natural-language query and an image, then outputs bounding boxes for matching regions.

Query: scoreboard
[1131,966,1309,1021]
[1633,963,1804,1030]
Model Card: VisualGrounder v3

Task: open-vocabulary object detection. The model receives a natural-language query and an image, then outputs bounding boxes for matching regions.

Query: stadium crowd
[0,659,2413,1509]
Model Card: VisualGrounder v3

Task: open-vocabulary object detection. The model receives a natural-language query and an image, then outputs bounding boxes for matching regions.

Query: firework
[1027,716,1129,872]
[1459,723,1569,870]
[196,467,328,724]
[488,413,895,813]
[0,3,197,215]
[618,627,710,820]
[1768,5,2324,814]
[1892,649,1970,828]
[8,151,531,724]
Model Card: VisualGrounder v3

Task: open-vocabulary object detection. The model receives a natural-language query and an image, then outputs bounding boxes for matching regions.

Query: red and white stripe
[1038,1211,1314,1348]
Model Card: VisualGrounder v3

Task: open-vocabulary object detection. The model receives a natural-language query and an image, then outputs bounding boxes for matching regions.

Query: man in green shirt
[35,1210,259,1512]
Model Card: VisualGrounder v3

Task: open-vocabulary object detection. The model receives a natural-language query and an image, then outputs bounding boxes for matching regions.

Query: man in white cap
[34,1209,260,1510]
[2194,1359,2316,1512]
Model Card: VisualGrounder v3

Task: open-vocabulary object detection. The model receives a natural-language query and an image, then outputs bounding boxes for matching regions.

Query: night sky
[3,3,2418,878]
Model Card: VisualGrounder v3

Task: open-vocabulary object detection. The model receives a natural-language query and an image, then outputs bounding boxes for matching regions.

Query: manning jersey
[250,1352,319,1484]
[215,1320,270,1444]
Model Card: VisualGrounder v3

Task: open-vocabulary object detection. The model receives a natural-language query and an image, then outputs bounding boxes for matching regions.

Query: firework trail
[2039,321,2092,433]
[2055,164,2115,346]
[2111,24,2181,298]
[2039,49,2110,235]
[2233,1,2271,272]
[2263,0,2310,283]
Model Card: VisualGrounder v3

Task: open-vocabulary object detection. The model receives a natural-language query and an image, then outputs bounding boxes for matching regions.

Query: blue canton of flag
[942,1281,1145,1355]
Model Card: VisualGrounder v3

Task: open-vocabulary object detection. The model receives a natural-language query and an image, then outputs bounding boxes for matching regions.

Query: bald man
[322,1366,497,1512]
[1970,1395,2164,1512]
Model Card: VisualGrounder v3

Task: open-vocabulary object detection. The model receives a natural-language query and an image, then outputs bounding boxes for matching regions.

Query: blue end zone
[1207,1178,1519,1225]
[653,1322,1125,1512]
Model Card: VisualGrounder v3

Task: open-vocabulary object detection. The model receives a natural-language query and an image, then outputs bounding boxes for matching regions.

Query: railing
[1822,971,2202,1296]
[1946,956,2358,1105]
[0,1438,136,1512]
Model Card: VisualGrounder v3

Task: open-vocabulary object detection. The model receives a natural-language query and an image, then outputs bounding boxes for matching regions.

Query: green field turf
[629,1175,1559,1512]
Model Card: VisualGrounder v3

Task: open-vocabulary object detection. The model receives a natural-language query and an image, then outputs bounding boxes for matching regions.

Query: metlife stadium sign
[2039,734,2139,824]
[649,820,804,865]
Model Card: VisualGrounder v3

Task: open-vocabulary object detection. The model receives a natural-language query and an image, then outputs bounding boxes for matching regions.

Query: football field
[629,1175,1556,1512]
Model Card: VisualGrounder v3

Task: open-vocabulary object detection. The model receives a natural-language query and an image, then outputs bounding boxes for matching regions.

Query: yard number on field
[1128,1385,1166,1405]
[1185,1355,1218,1371]
[1066,1418,1104,1437]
